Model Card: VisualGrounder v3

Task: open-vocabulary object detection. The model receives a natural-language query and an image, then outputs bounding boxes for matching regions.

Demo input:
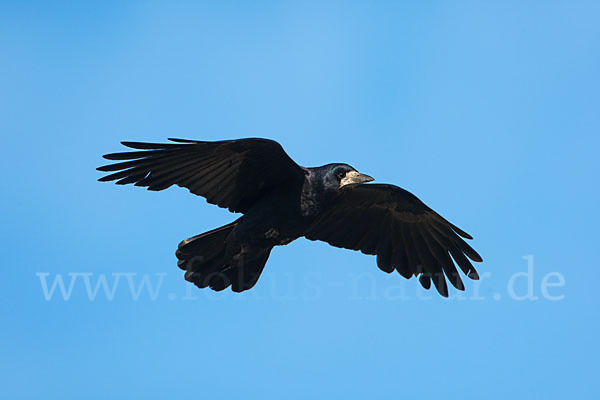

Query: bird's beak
[340,170,375,188]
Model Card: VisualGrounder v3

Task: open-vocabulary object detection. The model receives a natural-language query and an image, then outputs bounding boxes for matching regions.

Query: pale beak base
[340,170,375,188]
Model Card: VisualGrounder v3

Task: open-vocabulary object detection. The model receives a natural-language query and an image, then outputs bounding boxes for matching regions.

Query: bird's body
[98,138,482,297]
[225,174,306,247]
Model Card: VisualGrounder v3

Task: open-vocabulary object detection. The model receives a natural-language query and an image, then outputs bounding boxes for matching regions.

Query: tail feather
[206,248,272,292]
[176,222,272,292]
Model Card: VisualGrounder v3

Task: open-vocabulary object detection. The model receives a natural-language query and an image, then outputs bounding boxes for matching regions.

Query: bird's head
[320,163,374,190]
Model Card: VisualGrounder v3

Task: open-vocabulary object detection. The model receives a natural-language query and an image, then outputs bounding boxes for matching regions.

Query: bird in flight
[98,138,482,297]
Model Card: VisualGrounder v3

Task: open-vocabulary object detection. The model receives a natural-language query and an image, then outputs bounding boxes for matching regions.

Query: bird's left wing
[97,138,305,213]
[304,184,482,297]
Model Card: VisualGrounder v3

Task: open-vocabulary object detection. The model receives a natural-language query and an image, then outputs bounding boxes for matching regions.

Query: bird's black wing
[97,138,305,213]
[304,184,482,297]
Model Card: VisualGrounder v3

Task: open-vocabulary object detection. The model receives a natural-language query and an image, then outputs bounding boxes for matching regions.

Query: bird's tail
[176,222,272,292]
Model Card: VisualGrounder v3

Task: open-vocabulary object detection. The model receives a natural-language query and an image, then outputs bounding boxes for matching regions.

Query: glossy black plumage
[98,138,482,297]
[304,184,482,295]
[98,138,304,213]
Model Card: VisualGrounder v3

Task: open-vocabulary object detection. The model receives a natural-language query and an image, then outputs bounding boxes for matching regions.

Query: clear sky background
[1,1,599,399]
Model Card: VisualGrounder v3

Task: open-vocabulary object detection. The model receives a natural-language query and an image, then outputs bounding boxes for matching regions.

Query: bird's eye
[337,171,345,179]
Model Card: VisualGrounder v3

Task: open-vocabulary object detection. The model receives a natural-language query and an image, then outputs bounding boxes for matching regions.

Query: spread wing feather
[97,138,305,213]
[305,184,482,297]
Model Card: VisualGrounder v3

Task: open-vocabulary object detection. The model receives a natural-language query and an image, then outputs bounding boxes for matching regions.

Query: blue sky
[1,1,599,398]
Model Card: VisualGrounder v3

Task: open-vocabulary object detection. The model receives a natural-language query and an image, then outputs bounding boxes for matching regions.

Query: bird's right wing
[97,138,305,213]
[305,184,482,297]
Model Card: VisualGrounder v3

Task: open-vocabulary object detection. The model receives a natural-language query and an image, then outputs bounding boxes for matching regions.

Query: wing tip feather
[168,138,201,144]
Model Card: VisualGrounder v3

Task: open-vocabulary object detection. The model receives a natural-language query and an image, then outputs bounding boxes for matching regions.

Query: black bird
[98,138,482,297]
